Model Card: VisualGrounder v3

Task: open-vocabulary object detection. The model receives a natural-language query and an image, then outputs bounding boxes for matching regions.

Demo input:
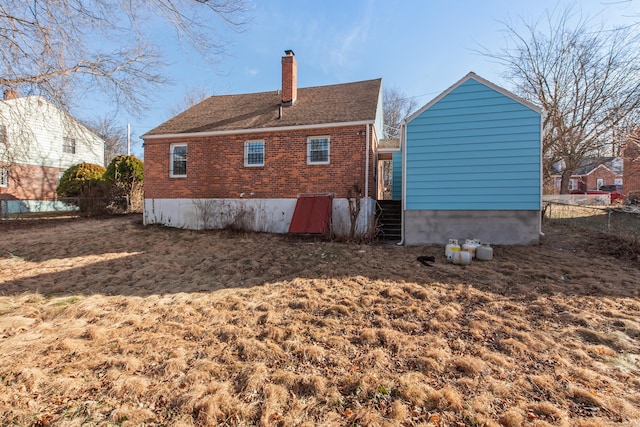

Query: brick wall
[0,163,63,200]
[144,125,377,200]
[624,142,640,194]
[576,165,621,191]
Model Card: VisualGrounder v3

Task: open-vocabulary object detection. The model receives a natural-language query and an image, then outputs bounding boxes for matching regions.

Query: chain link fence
[543,201,640,240]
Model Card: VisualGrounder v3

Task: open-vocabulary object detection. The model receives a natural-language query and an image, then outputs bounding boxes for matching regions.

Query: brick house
[142,51,383,236]
[0,90,105,214]
[623,141,640,197]
[550,157,623,193]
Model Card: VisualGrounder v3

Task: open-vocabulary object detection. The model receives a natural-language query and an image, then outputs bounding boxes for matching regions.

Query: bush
[56,163,106,198]
[104,155,144,213]
[104,155,143,187]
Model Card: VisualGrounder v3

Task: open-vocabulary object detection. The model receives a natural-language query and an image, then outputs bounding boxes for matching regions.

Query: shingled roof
[144,78,382,137]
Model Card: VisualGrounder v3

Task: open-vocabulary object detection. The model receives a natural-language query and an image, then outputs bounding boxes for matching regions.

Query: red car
[571,188,623,203]
[599,185,624,203]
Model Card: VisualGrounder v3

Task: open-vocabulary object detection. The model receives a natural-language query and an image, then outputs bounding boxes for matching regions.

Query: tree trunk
[560,168,573,194]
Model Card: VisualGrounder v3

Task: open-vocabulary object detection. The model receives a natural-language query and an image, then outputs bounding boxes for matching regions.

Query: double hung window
[170,143,187,177]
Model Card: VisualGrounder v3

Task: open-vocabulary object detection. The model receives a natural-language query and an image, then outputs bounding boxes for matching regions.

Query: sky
[87,0,639,158]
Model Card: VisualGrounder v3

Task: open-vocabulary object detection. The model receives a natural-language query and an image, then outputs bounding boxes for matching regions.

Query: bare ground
[0,215,639,427]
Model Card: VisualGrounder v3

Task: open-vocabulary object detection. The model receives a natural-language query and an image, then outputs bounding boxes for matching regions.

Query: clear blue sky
[85,0,638,157]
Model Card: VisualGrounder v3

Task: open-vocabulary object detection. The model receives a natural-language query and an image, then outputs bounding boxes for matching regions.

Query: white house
[0,89,105,214]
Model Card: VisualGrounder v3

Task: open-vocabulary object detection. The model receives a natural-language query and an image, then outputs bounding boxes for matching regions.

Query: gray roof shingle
[144,78,382,137]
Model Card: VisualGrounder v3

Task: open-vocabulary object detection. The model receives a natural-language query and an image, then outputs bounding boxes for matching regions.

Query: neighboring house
[550,157,623,193]
[623,141,640,197]
[396,72,542,245]
[142,50,383,236]
[0,90,105,214]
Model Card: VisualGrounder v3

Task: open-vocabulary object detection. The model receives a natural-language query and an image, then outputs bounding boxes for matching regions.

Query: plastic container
[476,243,493,261]
[445,239,461,259]
[451,250,472,265]
[462,239,480,258]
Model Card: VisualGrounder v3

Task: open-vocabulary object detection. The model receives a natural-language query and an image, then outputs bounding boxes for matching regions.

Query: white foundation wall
[144,197,376,237]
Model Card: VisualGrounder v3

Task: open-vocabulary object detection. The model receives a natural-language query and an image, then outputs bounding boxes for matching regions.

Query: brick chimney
[3,89,18,100]
[281,50,297,106]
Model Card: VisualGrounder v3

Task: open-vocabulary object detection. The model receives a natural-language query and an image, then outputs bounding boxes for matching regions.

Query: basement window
[244,140,264,167]
[170,143,187,177]
[307,136,330,165]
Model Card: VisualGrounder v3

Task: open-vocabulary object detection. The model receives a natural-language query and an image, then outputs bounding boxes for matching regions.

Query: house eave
[142,120,375,141]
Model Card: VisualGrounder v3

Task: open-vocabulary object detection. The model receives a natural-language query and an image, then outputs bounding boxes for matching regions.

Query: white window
[307,136,330,165]
[244,141,264,167]
[63,137,76,154]
[596,178,604,189]
[170,143,187,177]
[568,179,578,191]
[615,178,623,186]
[0,166,8,188]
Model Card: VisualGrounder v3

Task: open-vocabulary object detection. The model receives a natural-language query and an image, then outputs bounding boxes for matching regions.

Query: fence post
[607,209,611,233]
[549,202,552,220]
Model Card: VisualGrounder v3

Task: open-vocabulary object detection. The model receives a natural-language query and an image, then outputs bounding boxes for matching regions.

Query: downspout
[539,111,545,238]
[397,122,407,246]
[364,123,370,234]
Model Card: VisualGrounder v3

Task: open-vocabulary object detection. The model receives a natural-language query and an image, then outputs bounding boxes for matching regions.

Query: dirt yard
[1,215,639,426]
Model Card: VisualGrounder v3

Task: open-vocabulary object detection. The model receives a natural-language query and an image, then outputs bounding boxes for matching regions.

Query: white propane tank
[452,250,472,265]
[462,239,480,258]
[476,243,493,261]
[445,239,461,260]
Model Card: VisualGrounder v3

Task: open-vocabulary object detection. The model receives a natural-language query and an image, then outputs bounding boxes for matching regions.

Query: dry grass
[1,215,639,426]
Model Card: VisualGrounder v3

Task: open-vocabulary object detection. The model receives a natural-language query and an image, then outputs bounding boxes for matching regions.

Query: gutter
[143,120,375,141]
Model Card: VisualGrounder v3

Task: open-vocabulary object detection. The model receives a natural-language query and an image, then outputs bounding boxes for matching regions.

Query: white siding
[0,96,104,168]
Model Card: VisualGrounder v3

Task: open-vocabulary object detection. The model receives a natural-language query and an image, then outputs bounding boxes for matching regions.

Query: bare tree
[483,7,640,193]
[0,0,248,113]
[86,116,128,166]
[383,87,417,139]
[167,87,211,118]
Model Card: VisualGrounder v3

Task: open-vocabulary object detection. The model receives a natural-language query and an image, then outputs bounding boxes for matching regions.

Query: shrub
[104,155,144,213]
[56,163,106,198]
[104,155,144,187]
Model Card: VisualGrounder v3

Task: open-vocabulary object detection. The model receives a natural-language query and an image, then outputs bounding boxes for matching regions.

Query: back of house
[142,51,384,237]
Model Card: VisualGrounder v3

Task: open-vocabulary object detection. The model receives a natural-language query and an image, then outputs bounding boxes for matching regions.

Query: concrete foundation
[404,210,540,245]
[144,197,376,237]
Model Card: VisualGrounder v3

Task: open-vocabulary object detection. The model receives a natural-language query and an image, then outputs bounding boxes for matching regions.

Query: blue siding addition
[392,151,402,201]
[405,76,541,211]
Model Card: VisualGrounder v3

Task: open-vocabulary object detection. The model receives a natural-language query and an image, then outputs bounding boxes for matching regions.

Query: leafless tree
[483,7,640,193]
[167,87,211,118]
[86,116,128,166]
[0,0,248,113]
[383,87,417,139]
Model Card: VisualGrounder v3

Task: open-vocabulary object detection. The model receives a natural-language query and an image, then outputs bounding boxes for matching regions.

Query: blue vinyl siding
[405,78,541,211]
[392,151,402,200]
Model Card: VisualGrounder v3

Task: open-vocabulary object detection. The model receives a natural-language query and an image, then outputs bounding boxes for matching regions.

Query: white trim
[376,147,401,153]
[399,122,407,246]
[143,120,375,141]
[307,136,330,165]
[244,140,265,167]
[406,72,542,124]
[169,143,188,178]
